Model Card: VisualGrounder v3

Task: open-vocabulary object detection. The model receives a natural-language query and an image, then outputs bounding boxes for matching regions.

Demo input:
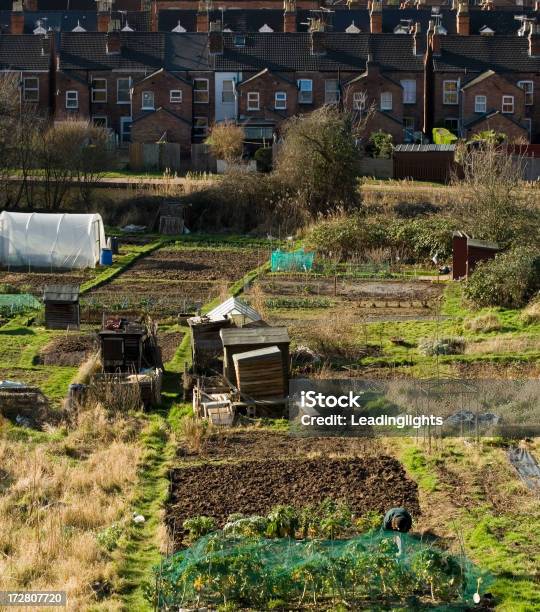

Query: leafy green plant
[182,516,216,542]
[96,522,124,552]
[464,247,540,309]
[254,147,272,173]
[366,130,394,159]
[266,505,299,539]
[355,510,383,533]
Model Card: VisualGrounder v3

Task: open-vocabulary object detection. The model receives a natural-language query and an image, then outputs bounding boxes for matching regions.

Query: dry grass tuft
[520,298,540,325]
[463,312,502,333]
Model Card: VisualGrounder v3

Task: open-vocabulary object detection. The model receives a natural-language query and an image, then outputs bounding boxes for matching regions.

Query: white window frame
[324,79,340,104]
[502,95,514,114]
[380,91,393,111]
[401,79,416,104]
[170,90,182,103]
[65,90,79,109]
[141,91,155,110]
[247,91,260,111]
[91,78,107,103]
[274,91,287,110]
[23,77,39,102]
[116,77,131,104]
[443,80,459,105]
[193,78,209,104]
[297,79,313,104]
[221,79,235,104]
[352,91,366,111]
[517,80,533,106]
[474,95,487,114]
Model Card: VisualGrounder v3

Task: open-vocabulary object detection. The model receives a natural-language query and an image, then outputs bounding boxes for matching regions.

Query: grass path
[114,260,270,611]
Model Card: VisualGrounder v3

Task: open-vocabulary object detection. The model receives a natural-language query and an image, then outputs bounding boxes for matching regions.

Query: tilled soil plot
[0,271,90,294]
[124,249,264,281]
[38,333,97,366]
[168,457,419,546]
[159,331,184,363]
[168,432,420,548]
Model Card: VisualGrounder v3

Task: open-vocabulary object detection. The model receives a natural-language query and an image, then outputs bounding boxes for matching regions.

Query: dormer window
[234,34,246,47]
[479,25,495,36]
[72,20,86,32]
[259,24,273,33]
[345,21,361,34]
[121,22,134,32]
[33,20,47,35]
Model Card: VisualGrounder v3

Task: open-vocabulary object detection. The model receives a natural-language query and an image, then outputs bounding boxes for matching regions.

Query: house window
[274,91,287,110]
[517,80,533,105]
[444,118,459,134]
[142,91,154,110]
[120,116,132,144]
[193,116,208,138]
[297,79,313,104]
[65,90,79,109]
[523,117,532,140]
[244,126,273,140]
[91,78,107,103]
[443,80,459,105]
[247,92,260,111]
[401,79,416,104]
[502,95,514,114]
[324,79,340,104]
[222,80,235,103]
[92,116,107,128]
[234,34,246,47]
[170,90,182,103]
[193,78,209,104]
[380,91,393,111]
[403,117,415,142]
[474,95,487,114]
[117,78,131,104]
[352,91,365,111]
[23,77,39,102]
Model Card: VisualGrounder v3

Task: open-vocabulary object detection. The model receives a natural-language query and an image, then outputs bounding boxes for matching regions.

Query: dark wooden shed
[43,284,80,330]
[452,232,500,280]
[98,318,160,373]
[188,316,233,372]
[220,327,290,389]
[393,144,459,183]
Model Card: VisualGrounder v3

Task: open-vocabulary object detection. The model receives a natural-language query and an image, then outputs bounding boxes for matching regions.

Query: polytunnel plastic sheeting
[0,212,106,269]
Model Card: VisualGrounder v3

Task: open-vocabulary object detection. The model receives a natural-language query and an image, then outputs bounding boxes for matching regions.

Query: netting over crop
[153,531,489,610]
[271,248,315,272]
[0,294,41,317]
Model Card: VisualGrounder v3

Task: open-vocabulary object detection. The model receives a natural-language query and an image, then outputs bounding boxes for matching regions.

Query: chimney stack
[208,20,223,55]
[310,30,326,55]
[283,0,297,33]
[97,12,111,32]
[456,2,469,36]
[529,22,540,56]
[106,31,121,54]
[413,21,425,55]
[197,0,210,32]
[428,19,441,56]
[10,2,24,34]
[370,0,382,34]
[24,0,37,10]
[41,34,50,56]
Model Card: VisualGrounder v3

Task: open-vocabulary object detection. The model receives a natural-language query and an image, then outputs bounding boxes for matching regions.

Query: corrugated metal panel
[206,297,262,323]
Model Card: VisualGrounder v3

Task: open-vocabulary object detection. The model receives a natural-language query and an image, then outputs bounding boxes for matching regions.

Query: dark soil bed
[39,333,97,366]
[125,248,263,281]
[159,331,184,363]
[168,457,419,547]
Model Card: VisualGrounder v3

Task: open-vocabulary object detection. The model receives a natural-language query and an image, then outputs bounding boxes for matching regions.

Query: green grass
[400,446,440,492]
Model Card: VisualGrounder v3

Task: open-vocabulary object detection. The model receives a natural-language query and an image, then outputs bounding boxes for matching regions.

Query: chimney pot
[283,0,297,32]
[457,2,470,36]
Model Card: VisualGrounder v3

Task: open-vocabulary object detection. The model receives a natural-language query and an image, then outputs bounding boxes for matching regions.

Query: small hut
[220,326,290,392]
[43,284,80,330]
[452,232,501,280]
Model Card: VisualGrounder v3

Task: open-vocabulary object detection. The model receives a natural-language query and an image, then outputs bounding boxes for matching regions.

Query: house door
[120,117,132,144]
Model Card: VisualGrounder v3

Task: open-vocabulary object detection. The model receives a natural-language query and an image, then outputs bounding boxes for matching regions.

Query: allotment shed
[452,232,501,280]
[393,144,458,183]
[220,326,290,389]
[43,285,80,330]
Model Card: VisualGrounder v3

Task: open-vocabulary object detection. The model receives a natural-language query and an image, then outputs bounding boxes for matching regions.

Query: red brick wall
[131,70,193,122]
[462,74,525,127]
[21,72,50,116]
[238,71,299,122]
[464,114,528,144]
[131,109,192,152]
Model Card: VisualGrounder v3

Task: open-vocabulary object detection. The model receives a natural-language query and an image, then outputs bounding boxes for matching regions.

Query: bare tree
[205,121,245,167]
[454,141,538,247]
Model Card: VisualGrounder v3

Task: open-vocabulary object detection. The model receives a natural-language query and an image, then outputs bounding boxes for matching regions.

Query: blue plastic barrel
[100,248,113,266]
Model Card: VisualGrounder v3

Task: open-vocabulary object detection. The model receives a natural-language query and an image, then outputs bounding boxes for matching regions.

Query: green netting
[153,530,491,610]
[271,248,315,272]
[0,294,41,316]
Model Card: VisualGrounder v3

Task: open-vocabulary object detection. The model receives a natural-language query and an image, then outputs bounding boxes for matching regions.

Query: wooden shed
[188,317,232,372]
[452,232,500,280]
[43,284,80,330]
[233,345,286,401]
[220,327,290,389]
[393,144,459,183]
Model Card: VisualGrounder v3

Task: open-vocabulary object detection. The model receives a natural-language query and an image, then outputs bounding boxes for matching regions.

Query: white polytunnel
[0,212,106,269]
